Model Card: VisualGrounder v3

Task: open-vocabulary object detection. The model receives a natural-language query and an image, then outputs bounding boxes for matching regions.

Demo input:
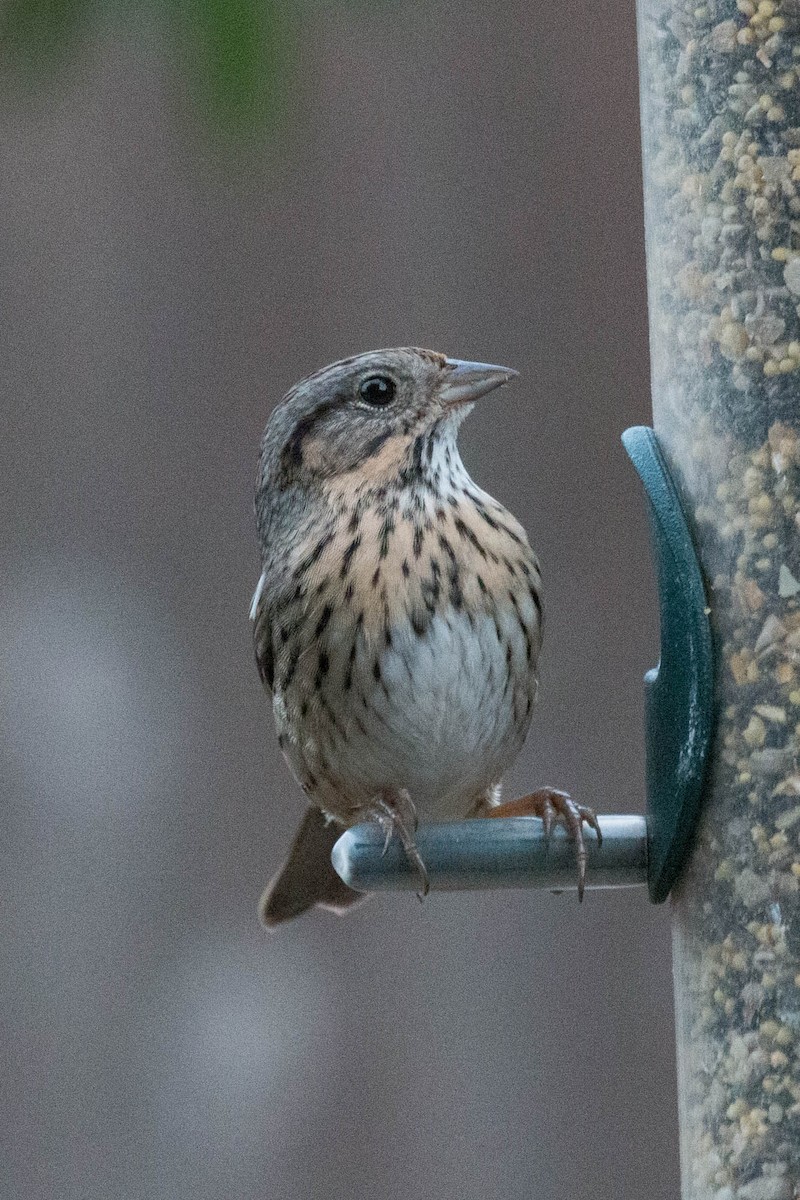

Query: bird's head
[257,347,518,495]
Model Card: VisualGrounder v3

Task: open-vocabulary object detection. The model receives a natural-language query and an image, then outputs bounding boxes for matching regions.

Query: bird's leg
[372,789,430,899]
[480,788,602,901]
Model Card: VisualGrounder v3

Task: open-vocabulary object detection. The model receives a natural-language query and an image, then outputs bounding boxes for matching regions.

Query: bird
[251,347,600,926]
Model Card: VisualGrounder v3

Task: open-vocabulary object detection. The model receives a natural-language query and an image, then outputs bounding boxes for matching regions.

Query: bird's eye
[358,375,396,406]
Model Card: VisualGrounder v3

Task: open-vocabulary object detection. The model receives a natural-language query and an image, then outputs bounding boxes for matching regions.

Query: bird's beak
[439,358,519,409]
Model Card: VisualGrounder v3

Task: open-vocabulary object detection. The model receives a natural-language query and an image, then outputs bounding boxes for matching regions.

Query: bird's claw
[536,789,601,902]
[484,787,602,901]
[373,789,429,898]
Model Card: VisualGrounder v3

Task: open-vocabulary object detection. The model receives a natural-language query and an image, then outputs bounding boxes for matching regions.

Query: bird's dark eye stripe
[361,429,393,459]
[281,398,338,472]
[359,375,396,406]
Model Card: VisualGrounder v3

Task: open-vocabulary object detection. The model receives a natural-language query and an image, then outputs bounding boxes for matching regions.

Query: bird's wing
[250,570,275,690]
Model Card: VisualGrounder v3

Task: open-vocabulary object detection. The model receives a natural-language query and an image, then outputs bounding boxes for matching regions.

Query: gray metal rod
[332,814,648,893]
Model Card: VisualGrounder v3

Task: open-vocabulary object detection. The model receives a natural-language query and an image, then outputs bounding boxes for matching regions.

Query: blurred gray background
[1,3,672,1198]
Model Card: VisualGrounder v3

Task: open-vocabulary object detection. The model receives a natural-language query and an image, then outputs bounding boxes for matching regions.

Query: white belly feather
[278,601,537,822]
[364,610,533,817]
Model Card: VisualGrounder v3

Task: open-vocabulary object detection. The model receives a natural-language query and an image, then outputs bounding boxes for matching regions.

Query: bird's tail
[259,806,367,928]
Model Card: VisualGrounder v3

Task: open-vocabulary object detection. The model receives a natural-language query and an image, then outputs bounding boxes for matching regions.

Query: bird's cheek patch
[299,435,328,474]
[350,434,409,483]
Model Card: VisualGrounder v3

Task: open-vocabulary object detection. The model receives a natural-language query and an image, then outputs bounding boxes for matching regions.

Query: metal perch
[332,815,648,894]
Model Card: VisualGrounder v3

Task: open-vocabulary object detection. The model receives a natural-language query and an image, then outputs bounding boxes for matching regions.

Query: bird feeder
[638,1,800,1195]
[334,2,800,1196]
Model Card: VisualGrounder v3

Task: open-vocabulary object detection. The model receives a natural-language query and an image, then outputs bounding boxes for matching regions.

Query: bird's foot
[483,788,602,901]
[373,789,429,899]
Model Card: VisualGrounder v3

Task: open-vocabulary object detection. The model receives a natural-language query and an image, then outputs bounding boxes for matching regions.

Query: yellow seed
[744,577,767,609]
[779,357,795,371]
[731,652,751,685]
[719,322,749,359]
[772,247,791,261]
[744,715,767,746]
[768,107,786,122]
[769,16,786,31]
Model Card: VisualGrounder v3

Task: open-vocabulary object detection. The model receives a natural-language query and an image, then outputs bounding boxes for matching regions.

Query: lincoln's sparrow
[252,348,599,925]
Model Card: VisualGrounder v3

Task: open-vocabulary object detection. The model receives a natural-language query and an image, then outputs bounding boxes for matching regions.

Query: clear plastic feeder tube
[637,2,800,1197]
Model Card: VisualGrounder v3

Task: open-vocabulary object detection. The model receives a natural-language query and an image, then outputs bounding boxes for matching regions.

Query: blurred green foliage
[0,0,302,132]
[1,0,96,62]
[182,0,294,129]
